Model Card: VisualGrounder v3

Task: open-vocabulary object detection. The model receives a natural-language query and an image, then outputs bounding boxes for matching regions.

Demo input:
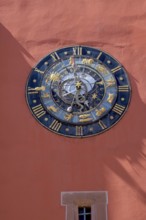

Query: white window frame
[61,191,108,220]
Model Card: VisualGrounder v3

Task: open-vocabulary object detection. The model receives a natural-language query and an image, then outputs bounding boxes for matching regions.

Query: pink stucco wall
[0,1,146,220]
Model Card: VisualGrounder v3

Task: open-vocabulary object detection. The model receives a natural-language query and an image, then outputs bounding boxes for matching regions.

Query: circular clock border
[25,45,131,138]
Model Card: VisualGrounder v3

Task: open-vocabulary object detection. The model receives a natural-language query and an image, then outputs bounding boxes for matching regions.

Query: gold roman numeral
[111,66,121,73]
[27,87,38,94]
[73,47,82,55]
[118,85,129,92]
[97,51,102,60]
[51,52,60,61]
[34,67,44,74]
[49,120,62,131]
[76,126,83,136]
[28,91,38,94]
[112,104,125,115]
[98,120,107,129]
[32,104,46,118]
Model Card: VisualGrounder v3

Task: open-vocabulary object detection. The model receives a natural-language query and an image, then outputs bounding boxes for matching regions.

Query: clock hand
[69,56,78,81]
[74,81,88,112]
[67,58,89,112]
[75,90,85,112]
[67,82,82,113]
[63,90,76,97]
[67,93,76,112]
[96,80,104,85]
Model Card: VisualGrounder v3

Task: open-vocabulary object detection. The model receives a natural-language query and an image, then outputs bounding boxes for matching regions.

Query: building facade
[0,1,146,220]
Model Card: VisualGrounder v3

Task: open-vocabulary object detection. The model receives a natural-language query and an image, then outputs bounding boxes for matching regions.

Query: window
[78,207,91,220]
[61,191,108,220]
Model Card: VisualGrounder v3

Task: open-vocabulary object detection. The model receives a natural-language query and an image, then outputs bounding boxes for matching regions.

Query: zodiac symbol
[82,58,94,65]
[50,72,60,82]
[106,78,116,87]
[96,107,106,116]
[47,106,58,112]
[64,113,73,121]
[79,114,92,122]
[107,93,114,103]
[96,65,108,74]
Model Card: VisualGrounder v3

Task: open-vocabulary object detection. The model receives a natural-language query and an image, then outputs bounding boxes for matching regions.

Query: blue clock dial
[26,46,131,137]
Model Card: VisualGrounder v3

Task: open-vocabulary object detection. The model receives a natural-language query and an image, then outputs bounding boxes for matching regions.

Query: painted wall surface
[0,1,146,220]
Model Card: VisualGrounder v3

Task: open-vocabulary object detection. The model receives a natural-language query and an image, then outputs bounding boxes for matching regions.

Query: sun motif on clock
[26,46,131,137]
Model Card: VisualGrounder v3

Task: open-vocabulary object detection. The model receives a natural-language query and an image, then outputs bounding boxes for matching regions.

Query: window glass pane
[86,207,91,213]
[78,207,84,214]
[78,207,91,220]
[86,214,91,220]
[79,215,84,220]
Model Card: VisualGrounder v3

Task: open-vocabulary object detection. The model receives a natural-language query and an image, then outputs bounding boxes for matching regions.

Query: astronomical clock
[26,46,131,137]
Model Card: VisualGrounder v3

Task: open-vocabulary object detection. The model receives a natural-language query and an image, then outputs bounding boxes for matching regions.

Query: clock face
[26,46,131,137]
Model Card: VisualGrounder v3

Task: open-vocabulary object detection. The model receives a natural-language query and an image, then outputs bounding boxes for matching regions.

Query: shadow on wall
[87,71,146,204]
[0,23,34,141]
[105,74,146,203]
[0,22,33,78]
[0,23,33,67]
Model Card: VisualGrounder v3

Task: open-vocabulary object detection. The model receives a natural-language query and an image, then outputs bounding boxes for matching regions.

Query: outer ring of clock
[26,45,131,138]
